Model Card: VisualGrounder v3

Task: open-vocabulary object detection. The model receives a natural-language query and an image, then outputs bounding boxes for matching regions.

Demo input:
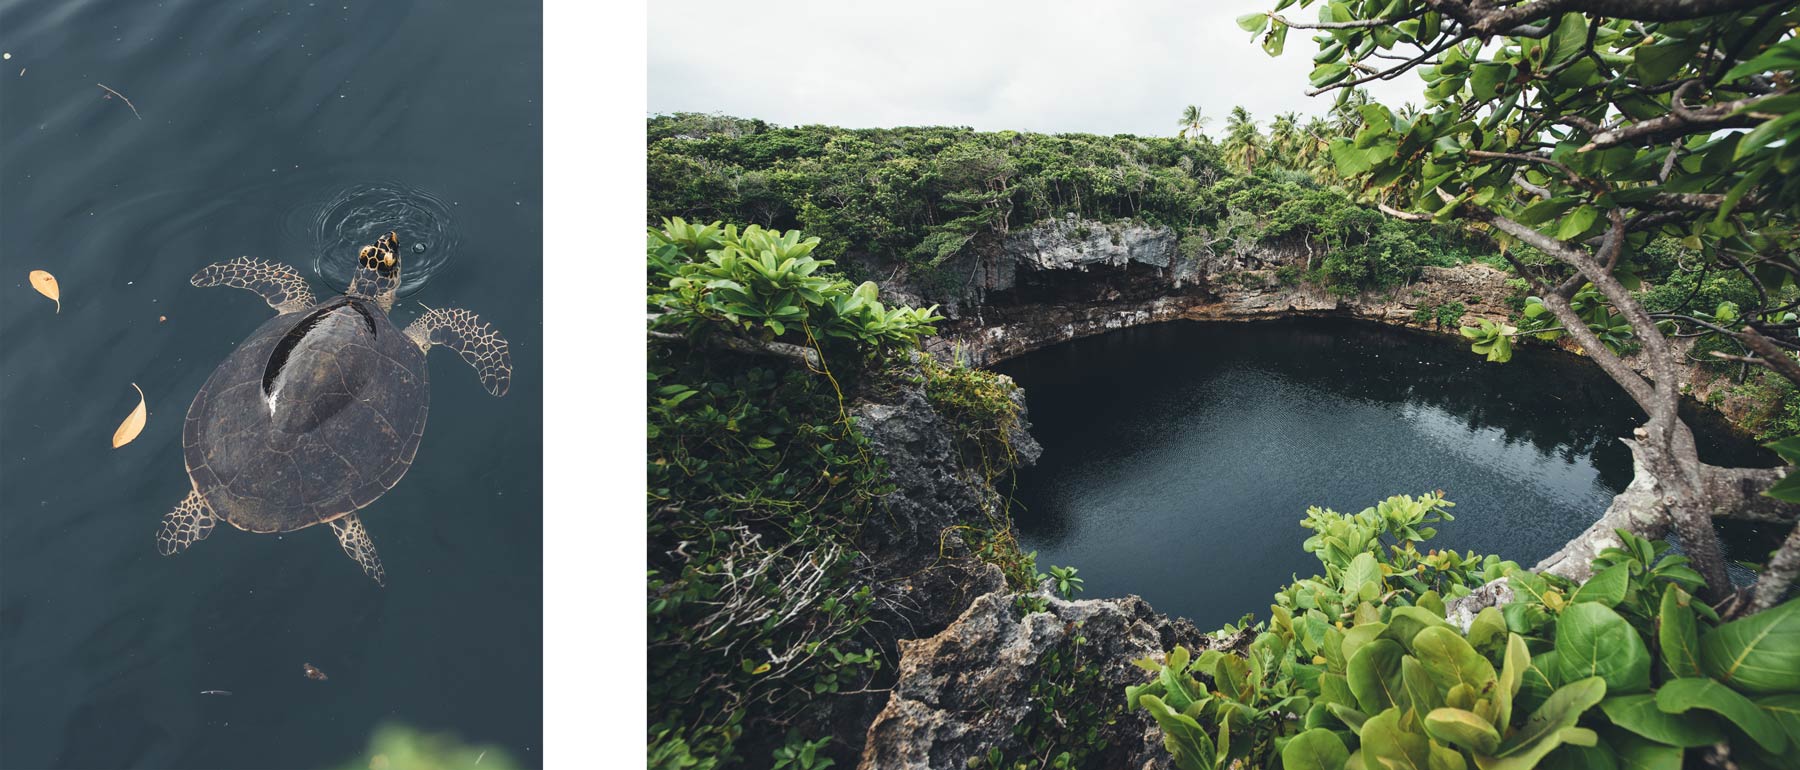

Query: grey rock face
[1002,217,1183,282]
[851,362,1041,563]
[859,589,1208,770]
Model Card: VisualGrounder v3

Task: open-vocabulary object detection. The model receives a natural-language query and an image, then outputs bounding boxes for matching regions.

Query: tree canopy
[1243,0,1800,609]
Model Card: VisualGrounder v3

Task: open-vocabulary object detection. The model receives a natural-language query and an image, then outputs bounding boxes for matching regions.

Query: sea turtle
[156,232,511,585]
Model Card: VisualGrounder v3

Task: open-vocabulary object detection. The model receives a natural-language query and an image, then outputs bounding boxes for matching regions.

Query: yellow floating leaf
[112,383,146,448]
[28,270,59,313]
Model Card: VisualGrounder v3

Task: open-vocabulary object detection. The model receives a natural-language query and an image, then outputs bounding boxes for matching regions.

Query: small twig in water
[96,83,141,119]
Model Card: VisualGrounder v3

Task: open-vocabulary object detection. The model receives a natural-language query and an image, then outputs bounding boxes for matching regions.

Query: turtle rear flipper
[406,307,511,397]
[157,489,216,556]
[192,257,316,314]
[329,514,385,586]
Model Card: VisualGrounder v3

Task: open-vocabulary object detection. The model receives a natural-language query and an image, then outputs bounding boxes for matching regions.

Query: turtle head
[347,232,401,309]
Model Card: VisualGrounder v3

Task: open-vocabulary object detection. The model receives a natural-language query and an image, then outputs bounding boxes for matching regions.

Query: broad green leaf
[1554,603,1650,694]
[1599,693,1724,747]
[1404,655,1444,716]
[1414,627,1498,698]
[1362,707,1432,770]
[1478,677,1606,770]
[1517,651,1559,715]
[1429,741,1468,770]
[1466,607,1507,653]
[1282,728,1350,770]
[1494,633,1530,731]
[1385,606,1454,651]
[1425,708,1501,754]
[1603,728,1682,770]
[1329,702,1370,732]
[1344,622,1388,663]
[1657,584,1701,678]
[1555,206,1598,240]
[1322,672,1357,708]
[1536,739,1618,770]
[1568,564,1628,607]
[1761,694,1800,751]
[1349,639,1408,715]
[1236,11,1268,33]
[1698,597,1800,695]
[1635,39,1700,82]
[1139,694,1217,770]
[1343,552,1384,602]
[1654,678,1786,753]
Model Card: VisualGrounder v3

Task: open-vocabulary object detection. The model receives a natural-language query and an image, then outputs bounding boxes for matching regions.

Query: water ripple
[301,182,460,297]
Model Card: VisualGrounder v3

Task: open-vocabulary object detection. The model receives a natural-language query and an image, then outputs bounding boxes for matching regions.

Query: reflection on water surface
[999,318,1774,628]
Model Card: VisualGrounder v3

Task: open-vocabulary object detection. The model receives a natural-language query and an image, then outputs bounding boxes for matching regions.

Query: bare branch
[1751,521,1800,613]
[1377,202,1433,221]
[1580,90,1778,151]
[649,329,822,369]
[1741,326,1800,390]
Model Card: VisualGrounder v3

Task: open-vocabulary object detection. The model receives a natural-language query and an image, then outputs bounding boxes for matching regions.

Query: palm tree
[1221,106,1264,174]
[1267,112,1301,168]
[1329,88,1372,137]
[1177,105,1210,142]
[1298,116,1333,174]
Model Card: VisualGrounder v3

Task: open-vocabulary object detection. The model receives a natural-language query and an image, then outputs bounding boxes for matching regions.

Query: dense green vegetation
[1130,493,1800,770]
[647,220,1028,769]
[647,113,1498,297]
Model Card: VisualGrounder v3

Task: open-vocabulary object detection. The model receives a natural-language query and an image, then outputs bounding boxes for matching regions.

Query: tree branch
[649,329,822,369]
[1740,326,1800,390]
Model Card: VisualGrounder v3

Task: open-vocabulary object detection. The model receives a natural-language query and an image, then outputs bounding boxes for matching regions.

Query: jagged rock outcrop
[851,359,1041,573]
[859,588,1210,770]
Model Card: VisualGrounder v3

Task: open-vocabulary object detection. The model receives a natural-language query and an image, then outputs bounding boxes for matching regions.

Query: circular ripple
[309,182,459,297]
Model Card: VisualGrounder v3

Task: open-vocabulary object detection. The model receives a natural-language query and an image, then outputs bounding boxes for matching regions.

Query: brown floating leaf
[112,383,146,448]
[28,270,59,312]
[302,662,328,681]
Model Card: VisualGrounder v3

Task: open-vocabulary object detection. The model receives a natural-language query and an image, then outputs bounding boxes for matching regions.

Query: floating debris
[200,690,232,696]
[28,270,59,312]
[112,384,147,448]
[96,83,141,120]
[302,662,328,681]
[159,315,167,323]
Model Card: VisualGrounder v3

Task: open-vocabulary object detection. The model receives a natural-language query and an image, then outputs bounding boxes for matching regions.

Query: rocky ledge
[859,586,1220,770]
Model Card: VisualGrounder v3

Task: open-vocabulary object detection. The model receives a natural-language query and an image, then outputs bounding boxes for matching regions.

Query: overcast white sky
[647,0,1421,137]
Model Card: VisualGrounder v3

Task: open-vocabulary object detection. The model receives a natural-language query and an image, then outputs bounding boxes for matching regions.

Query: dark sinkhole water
[0,2,541,769]
[997,318,1778,630]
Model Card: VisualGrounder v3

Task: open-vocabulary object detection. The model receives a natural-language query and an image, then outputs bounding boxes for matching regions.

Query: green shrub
[1129,493,1800,770]
[649,218,942,354]
[648,220,952,767]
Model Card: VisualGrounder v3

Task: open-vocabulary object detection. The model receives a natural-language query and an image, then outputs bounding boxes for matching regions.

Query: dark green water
[0,2,541,768]
[999,318,1777,629]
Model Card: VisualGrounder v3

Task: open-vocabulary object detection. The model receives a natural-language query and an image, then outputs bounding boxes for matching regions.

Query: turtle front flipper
[329,514,385,586]
[191,256,316,314]
[405,307,512,397]
[157,489,217,555]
